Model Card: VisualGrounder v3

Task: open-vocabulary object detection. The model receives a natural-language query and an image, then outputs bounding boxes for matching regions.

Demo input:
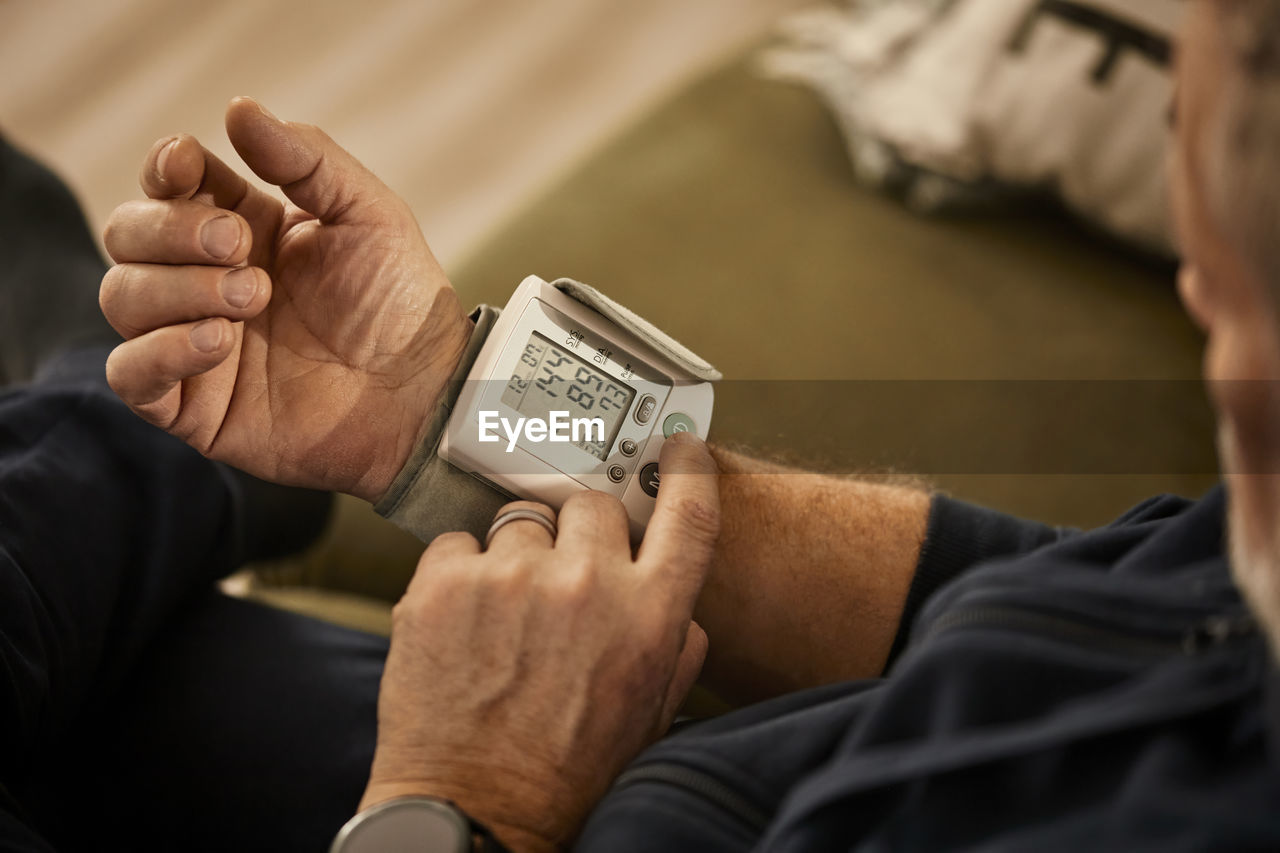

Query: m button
[639,462,660,498]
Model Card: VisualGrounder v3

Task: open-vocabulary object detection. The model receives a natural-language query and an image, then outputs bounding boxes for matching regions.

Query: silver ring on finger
[484,508,557,549]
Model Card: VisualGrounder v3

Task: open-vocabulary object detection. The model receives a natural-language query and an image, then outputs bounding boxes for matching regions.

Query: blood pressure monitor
[440,276,716,536]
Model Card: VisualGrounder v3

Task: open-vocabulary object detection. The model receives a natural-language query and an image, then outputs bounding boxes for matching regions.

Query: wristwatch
[329,797,511,852]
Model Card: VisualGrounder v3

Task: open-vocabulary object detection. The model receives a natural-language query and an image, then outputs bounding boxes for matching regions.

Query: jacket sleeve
[1,786,55,853]
[0,369,250,787]
[883,494,1070,670]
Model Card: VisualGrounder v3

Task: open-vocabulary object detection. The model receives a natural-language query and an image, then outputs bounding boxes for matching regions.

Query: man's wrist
[359,780,558,853]
[369,316,474,502]
[366,303,511,544]
[355,300,481,505]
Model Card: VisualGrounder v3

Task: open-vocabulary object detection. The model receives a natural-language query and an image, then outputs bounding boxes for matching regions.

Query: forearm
[694,446,931,705]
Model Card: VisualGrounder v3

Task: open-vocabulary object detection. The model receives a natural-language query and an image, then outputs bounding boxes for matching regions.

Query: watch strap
[473,817,516,853]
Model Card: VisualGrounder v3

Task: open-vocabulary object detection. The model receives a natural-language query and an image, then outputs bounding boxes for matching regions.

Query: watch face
[331,798,471,853]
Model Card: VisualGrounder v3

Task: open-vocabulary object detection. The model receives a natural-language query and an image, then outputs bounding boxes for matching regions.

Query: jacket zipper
[610,762,772,835]
[918,605,1256,657]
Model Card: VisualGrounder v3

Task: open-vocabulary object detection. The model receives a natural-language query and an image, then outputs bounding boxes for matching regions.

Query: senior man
[1,0,1278,850]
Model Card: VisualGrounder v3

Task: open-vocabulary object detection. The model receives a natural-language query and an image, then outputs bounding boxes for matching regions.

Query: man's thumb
[224,96,391,223]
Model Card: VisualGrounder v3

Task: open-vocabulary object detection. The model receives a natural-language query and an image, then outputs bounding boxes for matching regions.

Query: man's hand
[99,98,472,502]
[360,433,721,852]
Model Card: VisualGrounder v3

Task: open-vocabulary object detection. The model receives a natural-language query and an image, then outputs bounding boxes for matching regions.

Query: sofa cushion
[762,0,1181,257]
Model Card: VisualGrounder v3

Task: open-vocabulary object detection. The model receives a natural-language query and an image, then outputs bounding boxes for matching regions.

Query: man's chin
[1228,525,1280,658]
[1221,424,1280,658]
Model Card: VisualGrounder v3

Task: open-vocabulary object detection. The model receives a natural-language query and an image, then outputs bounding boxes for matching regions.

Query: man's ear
[1178,264,1216,333]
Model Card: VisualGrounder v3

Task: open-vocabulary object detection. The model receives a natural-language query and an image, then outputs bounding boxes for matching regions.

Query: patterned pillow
[762,0,1181,257]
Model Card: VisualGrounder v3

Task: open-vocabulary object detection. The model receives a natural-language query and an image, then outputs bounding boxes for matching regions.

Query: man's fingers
[105,319,235,424]
[403,532,482,599]
[139,133,285,269]
[555,490,631,558]
[100,264,270,339]
[423,531,483,562]
[104,199,251,266]
[225,96,406,224]
[636,433,722,608]
[140,134,228,202]
[660,621,709,728]
[484,501,558,553]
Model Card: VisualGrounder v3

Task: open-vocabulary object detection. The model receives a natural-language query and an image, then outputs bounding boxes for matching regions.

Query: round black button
[639,462,660,498]
[620,438,638,457]
[608,465,626,483]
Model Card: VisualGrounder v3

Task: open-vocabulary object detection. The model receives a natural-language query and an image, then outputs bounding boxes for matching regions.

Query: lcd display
[500,332,636,460]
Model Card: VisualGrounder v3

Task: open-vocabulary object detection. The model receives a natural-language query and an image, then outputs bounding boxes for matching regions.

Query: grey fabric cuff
[373,305,512,543]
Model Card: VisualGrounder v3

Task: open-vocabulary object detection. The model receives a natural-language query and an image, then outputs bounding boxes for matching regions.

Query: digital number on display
[499,332,636,460]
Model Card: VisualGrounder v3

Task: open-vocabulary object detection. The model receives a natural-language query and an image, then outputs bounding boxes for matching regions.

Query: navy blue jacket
[579,488,1280,851]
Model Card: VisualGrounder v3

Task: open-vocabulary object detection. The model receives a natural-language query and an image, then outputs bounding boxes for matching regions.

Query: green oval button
[662,412,696,438]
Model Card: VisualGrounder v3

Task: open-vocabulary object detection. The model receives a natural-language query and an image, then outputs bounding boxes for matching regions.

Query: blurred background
[0,0,809,268]
[1,0,1216,630]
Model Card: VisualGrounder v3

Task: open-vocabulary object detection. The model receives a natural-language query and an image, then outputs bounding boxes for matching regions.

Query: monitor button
[662,412,696,438]
[608,465,627,483]
[639,462,660,498]
[634,394,657,425]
